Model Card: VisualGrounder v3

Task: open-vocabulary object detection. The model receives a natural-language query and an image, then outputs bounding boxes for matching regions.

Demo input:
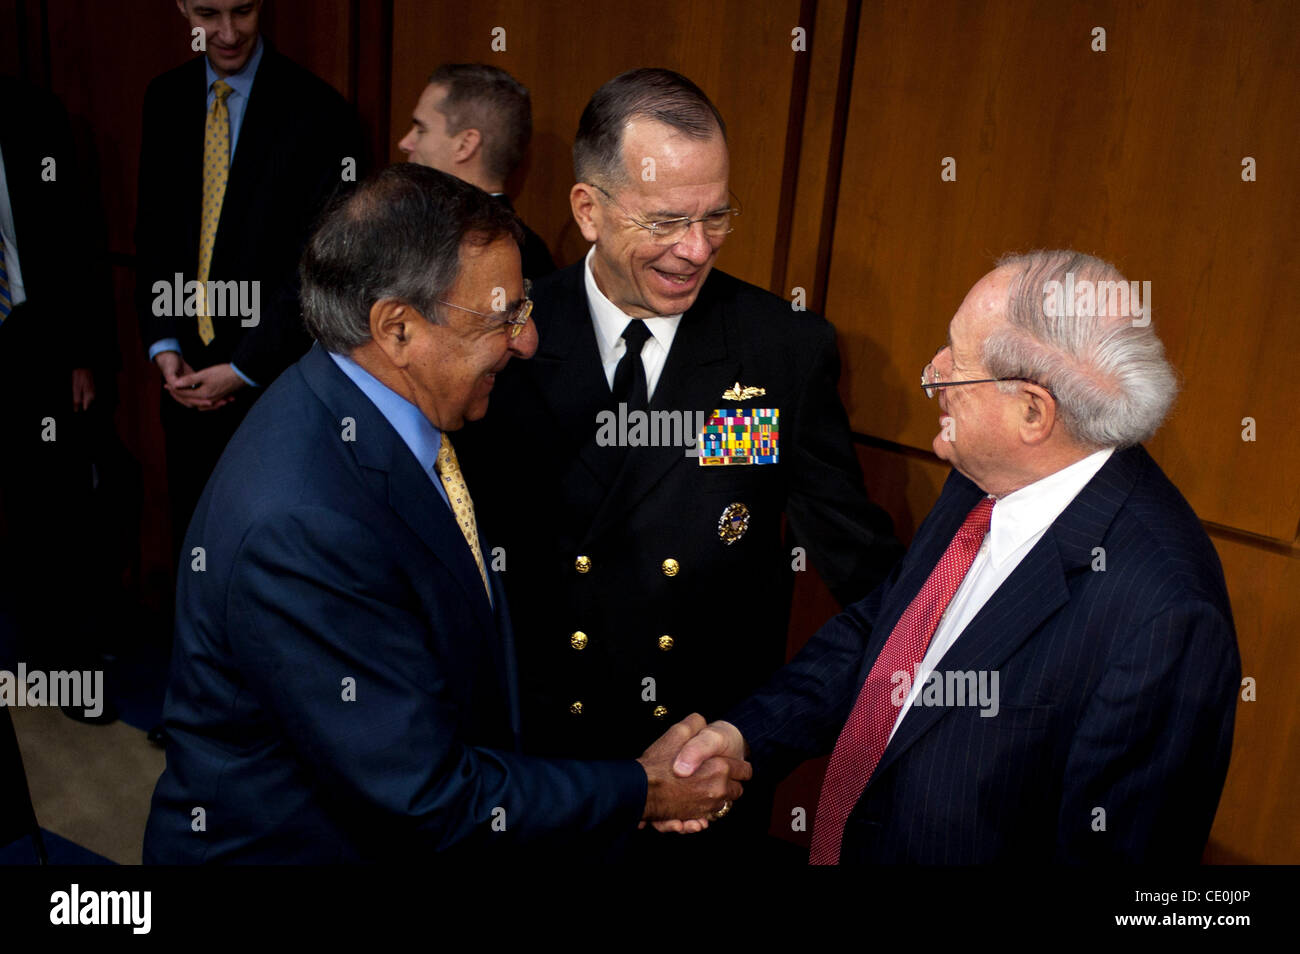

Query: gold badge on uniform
[722,381,767,400]
[717,502,751,545]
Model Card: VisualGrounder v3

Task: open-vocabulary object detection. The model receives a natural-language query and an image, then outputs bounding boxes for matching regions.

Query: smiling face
[177,0,261,77]
[931,267,1026,489]
[403,236,537,431]
[397,83,458,172]
[574,118,730,318]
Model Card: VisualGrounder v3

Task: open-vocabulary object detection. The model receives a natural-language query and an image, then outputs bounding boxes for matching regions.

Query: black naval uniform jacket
[459,261,903,761]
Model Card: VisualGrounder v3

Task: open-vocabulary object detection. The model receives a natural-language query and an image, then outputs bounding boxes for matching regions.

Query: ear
[368,299,423,368]
[1017,384,1056,445]
[453,128,482,165]
[570,183,600,243]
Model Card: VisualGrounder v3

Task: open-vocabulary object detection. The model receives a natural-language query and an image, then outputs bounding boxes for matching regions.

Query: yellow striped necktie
[197,80,233,345]
[434,434,490,598]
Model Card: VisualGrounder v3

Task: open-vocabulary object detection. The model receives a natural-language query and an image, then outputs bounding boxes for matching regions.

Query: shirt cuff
[148,338,182,361]
[230,363,257,388]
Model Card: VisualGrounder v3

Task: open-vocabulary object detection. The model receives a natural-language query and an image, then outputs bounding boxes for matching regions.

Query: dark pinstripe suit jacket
[728,445,1240,863]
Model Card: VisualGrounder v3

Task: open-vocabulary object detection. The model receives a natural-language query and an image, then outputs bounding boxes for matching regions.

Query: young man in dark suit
[135,0,363,562]
[143,165,749,862]
[456,68,903,858]
[397,63,556,280]
[670,250,1240,863]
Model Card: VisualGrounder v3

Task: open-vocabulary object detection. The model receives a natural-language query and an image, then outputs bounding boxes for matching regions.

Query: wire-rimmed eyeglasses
[588,182,740,245]
[436,279,533,339]
[921,346,1053,399]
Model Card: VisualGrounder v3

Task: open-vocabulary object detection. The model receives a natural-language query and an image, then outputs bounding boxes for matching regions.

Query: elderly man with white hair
[668,250,1240,864]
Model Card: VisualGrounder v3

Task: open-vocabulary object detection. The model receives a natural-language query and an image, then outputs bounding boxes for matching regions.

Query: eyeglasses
[436,279,533,339]
[921,345,1053,399]
[588,183,740,245]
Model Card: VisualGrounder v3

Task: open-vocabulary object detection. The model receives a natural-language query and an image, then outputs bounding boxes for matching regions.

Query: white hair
[987,250,1178,448]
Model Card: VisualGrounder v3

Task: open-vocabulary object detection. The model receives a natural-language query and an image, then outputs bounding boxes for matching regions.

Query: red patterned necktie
[809,494,995,865]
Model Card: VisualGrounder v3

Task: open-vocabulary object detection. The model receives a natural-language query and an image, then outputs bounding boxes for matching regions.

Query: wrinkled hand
[163,357,243,411]
[638,713,751,834]
[71,368,95,411]
[652,719,749,833]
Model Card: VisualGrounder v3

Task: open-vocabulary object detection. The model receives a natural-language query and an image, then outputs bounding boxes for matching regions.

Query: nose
[216,15,238,45]
[671,221,715,265]
[509,317,539,360]
[397,131,414,154]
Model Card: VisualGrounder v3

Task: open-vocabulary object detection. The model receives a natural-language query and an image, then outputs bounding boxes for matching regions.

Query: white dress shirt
[888,447,1114,743]
[583,246,682,399]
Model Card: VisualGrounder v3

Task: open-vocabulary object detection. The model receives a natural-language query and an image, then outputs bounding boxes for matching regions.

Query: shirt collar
[985,447,1115,567]
[205,33,264,99]
[327,351,444,477]
[583,245,682,358]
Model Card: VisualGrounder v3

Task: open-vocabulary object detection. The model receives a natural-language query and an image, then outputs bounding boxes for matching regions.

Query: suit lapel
[867,449,1144,781]
[179,58,208,270]
[525,265,624,492]
[214,49,277,265]
[298,345,497,640]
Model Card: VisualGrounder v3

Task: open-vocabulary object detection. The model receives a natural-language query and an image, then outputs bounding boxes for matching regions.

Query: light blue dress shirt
[148,36,266,386]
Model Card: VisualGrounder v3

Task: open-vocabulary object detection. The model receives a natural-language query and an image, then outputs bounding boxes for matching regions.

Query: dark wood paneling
[824,0,1300,543]
[389,0,805,281]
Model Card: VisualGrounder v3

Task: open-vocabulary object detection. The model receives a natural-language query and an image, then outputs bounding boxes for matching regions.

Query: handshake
[636,713,750,833]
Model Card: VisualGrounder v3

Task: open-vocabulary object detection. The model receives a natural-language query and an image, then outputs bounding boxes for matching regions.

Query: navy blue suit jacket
[728,446,1240,863]
[144,344,646,863]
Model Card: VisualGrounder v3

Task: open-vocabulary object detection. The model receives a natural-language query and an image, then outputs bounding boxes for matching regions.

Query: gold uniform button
[569,701,584,715]
[652,705,668,719]
[658,635,674,651]
[570,631,589,650]
[575,555,592,574]
[661,558,680,577]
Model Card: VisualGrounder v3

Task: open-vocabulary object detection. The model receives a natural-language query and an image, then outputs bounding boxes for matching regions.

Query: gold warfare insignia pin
[723,381,767,401]
[717,502,751,545]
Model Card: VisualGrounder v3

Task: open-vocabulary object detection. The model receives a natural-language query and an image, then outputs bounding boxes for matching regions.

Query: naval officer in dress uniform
[457,69,902,859]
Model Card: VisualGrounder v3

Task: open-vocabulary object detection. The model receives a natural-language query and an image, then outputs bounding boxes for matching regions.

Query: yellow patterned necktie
[197,80,233,345]
[434,434,490,599]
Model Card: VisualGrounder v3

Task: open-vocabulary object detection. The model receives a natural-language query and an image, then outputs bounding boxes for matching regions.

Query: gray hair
[573,68,726,187]
[301,164,521,354]
[987,250,1178,448]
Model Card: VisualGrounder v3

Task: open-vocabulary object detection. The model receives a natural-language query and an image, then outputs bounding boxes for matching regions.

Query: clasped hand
[155,351,244,410]
[637,713,750,834]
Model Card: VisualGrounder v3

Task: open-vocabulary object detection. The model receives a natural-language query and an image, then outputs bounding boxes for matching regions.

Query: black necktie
[611,319,652,412]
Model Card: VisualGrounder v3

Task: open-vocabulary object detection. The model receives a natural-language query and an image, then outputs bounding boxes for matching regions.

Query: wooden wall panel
[261,0,353,97]
[1202,530,1300,863]
[823,0,1300,542]
[389,0,805,281]
[43,1,188,256]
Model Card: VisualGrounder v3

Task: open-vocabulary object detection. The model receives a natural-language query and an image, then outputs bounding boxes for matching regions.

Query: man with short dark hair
[399,63,555,280]
[143,165,749,863]
[670,251,1241,864]
[458,68,902,859]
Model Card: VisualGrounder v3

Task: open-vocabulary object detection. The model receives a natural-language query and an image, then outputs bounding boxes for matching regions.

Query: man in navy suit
[143,164,749,863]
[669,250,1240,863]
